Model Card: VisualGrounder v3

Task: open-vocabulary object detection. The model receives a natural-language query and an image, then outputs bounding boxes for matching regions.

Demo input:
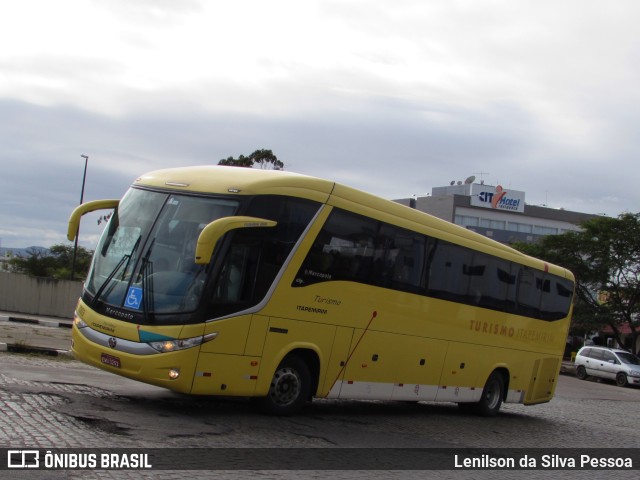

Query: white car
[575,346,640,387]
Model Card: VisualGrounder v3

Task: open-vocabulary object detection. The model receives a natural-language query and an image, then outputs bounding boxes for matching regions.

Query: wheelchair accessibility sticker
[124,287,143,310]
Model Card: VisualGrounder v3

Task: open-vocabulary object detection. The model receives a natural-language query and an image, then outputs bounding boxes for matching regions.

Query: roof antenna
[474,171,489,183]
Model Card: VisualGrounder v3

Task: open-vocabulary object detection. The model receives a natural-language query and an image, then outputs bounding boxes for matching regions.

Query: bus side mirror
[195,216,277,265]
[67,199,120,241]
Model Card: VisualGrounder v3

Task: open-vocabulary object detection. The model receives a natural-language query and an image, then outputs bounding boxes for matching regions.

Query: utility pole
[71,155,89,280]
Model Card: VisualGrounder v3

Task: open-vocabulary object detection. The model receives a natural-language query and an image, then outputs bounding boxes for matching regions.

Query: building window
[455,215,479,227]
[480,218,505,230]
[533,225,558,235]
[507,222,532,233]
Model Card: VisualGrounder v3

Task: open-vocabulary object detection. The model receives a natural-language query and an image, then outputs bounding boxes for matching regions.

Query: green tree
[513,213,640,353]
[8,248,56,278]
[218,149,284,170]
[8,244,93,280]
[218,154,253,168]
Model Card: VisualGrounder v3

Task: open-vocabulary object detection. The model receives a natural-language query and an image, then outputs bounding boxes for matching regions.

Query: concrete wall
[0,272,82,319]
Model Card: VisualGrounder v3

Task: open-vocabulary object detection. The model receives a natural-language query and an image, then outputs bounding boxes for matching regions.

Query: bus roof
[134,165,335,203]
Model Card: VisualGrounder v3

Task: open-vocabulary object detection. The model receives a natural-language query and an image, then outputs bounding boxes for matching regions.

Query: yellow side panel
[392,335,449,388]
[320,326,354,396]
[199,315,251,355]
[525,357,560,404]
[255,317,336,396]
[340,331,448,400]
[438,342,482,389]
[244,315,269,357]
[191,353,260,396]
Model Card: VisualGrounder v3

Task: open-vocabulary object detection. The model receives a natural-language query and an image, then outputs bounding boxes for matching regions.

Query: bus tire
[254,354,311,416]
[466,371,504,417]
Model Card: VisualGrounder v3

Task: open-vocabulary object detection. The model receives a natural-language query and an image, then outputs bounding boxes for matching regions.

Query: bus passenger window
[516,267,541,318]
[208,196,320,318]
[539,276,574,320]
[295,209,378,286]
[427,241,473,303]
[294,208,427,295]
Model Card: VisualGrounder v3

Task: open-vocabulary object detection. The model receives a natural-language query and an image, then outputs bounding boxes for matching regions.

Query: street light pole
[71,155,89,280]
[79,155,88,204]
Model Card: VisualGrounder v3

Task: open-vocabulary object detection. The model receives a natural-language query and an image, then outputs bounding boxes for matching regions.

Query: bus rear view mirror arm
[195,216,277,265]
[67,199,120,241]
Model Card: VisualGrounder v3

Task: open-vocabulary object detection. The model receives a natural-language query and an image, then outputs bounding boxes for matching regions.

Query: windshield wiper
[100,206,120,256]
[141,250,155,323]
[91,236,141,308]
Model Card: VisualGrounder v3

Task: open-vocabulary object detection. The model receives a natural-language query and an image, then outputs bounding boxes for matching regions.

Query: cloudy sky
[1,0,639,249]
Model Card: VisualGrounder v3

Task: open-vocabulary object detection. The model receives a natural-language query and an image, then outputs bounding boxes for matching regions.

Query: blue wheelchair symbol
[124,286,143,310]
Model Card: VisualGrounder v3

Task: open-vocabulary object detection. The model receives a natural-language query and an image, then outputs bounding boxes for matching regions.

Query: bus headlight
[148,332,218,353]
[74,313,88,329]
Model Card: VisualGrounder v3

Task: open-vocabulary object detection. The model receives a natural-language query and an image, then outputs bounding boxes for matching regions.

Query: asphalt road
[1,314,639,479]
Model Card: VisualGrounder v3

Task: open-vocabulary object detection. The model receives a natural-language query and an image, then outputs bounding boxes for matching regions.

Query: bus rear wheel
[460,371,504,417]
[254,354,311,416]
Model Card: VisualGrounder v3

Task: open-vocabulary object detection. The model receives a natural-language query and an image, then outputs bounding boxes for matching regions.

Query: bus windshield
[86,187,239,315]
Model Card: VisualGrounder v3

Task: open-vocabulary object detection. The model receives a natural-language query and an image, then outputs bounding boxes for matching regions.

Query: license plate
[101,353,121,368]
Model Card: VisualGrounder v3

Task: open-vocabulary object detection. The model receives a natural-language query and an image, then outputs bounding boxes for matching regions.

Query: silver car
[575,346,640,387]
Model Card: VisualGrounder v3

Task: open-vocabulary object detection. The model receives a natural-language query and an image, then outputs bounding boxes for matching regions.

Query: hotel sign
[470,185,525,213]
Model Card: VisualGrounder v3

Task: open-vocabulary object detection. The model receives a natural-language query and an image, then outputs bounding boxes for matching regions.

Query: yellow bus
[68,166,574,416]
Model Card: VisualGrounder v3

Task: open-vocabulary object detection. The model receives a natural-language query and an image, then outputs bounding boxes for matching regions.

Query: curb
[0,314,73,329]
[0,314,73,358]
[560,362,576,376]
[0,341,73,358]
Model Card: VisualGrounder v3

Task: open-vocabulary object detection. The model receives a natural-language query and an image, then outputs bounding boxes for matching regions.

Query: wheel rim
[617,373,627,386]
[269,367,301,407]
[484,378,501,410]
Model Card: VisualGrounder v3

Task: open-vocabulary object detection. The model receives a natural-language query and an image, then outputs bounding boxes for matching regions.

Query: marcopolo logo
[476,185,523,212]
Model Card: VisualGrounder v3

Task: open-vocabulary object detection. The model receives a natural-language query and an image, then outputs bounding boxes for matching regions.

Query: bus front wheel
[254,354,311,416]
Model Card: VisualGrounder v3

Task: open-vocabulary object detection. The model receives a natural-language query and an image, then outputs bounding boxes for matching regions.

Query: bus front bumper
[71,323,199,393]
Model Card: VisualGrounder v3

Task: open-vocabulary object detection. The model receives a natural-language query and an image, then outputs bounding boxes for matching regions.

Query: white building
[395,181,599,244]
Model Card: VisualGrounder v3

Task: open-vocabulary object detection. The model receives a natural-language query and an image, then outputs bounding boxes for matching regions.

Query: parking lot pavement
[0,311,73,354]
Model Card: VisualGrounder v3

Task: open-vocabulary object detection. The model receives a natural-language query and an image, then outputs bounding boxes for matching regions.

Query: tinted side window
[465,252,517,312]
[209,196,319,317]
[377,223,427,294]
[293,208,426,293]
[296,209,378,285]
[515,268,574,321]
[540,276,574,320]
[516,267,542,318]
[427,241,473,303]
[590,349,604,360]
[293,207,574,322]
